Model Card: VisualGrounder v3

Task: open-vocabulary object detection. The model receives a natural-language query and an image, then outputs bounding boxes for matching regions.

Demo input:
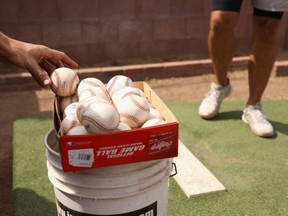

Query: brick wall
[0,0,287,71]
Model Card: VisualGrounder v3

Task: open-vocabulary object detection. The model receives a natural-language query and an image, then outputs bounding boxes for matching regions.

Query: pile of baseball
[50,67,167,136]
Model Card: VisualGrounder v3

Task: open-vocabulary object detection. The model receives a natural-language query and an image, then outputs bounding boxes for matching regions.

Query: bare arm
[0,32,78,87]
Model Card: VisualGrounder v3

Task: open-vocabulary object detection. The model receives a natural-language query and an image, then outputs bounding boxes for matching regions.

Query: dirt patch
[0,71,287,215]
[149,71,288,102]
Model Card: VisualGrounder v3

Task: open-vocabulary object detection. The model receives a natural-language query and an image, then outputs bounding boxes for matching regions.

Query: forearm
[0,31,78,87]
[0,32,40,69]
[0,32,14,65]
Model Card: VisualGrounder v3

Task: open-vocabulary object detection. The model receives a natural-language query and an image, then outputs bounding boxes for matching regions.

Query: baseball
[77,77,106,96]
[60,94,78,114]
[138,89,145,98]
[50,67,79,96]
[76,96,109,122]
[148,107,164,120]
[78,86,110,102]
[60,114,81,135]
[115,122,131,132]
[111,86,142,106]
[63,102,78,118]
[66,125,90,136]
[141,118,166,128]
[106,75,134,96]
[116,95,150,128]
[80,99,120,134]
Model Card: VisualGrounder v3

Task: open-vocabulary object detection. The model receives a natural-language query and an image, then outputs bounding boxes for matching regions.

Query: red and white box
[53,82,178,172]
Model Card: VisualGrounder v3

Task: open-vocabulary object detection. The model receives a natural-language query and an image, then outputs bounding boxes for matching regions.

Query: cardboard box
[54,82,178,172]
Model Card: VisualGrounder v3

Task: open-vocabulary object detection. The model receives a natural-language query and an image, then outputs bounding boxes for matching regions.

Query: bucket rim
[45,128,60,158]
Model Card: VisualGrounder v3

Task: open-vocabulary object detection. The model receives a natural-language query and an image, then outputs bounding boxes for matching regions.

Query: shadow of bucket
[45,129,173,215]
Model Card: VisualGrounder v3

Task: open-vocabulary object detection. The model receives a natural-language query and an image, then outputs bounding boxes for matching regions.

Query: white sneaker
[242,103,274,137]
[199,81,232,119]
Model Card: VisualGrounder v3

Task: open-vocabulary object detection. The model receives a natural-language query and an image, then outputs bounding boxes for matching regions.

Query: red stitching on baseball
[69,73,78,95]
[83,80,102,88]
[125,77,132,86]
[82,115,116,133]
[130,96,150,112]
[107,76,118,94]
[54,71,61,93]
[122,92,138,100]
[120,113,141,127]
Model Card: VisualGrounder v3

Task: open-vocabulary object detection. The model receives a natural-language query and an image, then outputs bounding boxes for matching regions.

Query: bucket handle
[169,162,177,177]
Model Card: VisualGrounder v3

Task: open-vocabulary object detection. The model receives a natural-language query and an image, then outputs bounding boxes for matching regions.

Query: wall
[0,0,287,71]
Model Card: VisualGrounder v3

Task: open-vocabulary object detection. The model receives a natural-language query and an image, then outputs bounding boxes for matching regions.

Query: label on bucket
[57,200,157,216]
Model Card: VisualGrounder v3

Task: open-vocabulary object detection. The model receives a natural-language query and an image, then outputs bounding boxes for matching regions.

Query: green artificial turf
[167,100,288,216]
[13,100,288,216]
[13,115,56,216]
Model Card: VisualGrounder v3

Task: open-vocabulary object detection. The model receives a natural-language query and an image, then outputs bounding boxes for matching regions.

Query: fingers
[39,60,56,76]
[56,60,64,68]
[27,45,79,88]
[36,50,78,88]
[59,54,78,68]
[45,48,78,69]
[27,61,52,87]
[31,70,51,87]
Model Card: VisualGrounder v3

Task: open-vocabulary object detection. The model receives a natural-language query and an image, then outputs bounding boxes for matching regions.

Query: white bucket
[45,129,173,215]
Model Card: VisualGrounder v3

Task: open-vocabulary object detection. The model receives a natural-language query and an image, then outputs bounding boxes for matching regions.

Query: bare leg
[198,11,239,119]
[247,16,282,105]
[208,11,240,86]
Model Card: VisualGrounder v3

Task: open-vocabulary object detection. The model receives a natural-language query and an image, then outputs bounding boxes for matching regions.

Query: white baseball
[138,89,145,98]
[116,95,150,128]
[63,102,78,118]
[77,77,106,96]
[141,118,166,128]
[80,100,120,134]
[66,125,90,136]
[60,114,81,135]
[50,67,79,96]
[78,86,110,102]
[60,94,78,114]
[115,122,131,132]
[111,86,142,106]
[76,96,109,122]
[148,107,164,120]
[106,75,134,96]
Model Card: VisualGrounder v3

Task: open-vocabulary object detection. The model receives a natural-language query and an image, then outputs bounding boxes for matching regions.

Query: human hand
[9,41,79,88]
[0,32,78,87]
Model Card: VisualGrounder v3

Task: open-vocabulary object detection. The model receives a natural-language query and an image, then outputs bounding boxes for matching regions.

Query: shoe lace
[205,88,224,103]
[246,104,267,123]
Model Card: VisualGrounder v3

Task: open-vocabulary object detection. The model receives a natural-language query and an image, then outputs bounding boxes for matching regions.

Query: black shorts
[211,0,284,19]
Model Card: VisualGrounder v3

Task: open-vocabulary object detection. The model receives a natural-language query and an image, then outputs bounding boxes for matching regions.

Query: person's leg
[199,0,242,119]
[248,10,283,105]
[208,11,239,86]
[242,8,284,137]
